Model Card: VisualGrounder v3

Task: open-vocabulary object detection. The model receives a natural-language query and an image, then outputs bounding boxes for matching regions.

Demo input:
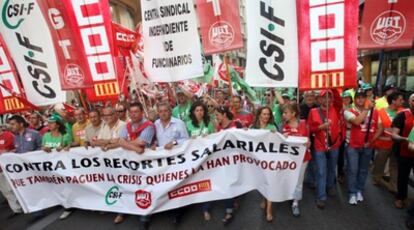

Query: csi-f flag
[245,0,299,88]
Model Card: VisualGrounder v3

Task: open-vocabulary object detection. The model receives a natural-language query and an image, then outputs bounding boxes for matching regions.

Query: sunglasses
[265,94,272,97]
[207,105,215,108]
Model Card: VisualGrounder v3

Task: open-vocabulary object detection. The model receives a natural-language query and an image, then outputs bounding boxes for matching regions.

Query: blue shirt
[14,128,42,153]
[119,119,155,147]
[154,117,189,147]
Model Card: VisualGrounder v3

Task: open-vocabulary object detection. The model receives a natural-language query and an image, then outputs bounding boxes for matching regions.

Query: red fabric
[195,0,244,55]
[0,131,14,153]
[359,0,414,49]
[37,0,94,90]
[233,111,254,128]
[282,120,311,162]
[216,120,243,131]
[348,108,379,148]
[126,120,155,142]
[400,110,414,157]
[0,34,32,114]
[307,106,342,152]
[297,0,358,90]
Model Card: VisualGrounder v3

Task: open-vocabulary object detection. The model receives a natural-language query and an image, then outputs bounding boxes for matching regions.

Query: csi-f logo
[258,1,285,81]
[105,185,123,205]
[2,0,35,29]
[370,10,406,45]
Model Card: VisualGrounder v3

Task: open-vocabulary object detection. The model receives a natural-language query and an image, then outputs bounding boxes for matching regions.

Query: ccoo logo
[370,10,406,45]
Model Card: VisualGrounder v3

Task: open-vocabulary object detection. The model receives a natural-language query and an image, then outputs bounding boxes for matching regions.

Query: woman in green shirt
[186,101,215,221]
[251,106,277,131]
[252,106,277,222]
[186,101,215,137]
[42,115,72,153]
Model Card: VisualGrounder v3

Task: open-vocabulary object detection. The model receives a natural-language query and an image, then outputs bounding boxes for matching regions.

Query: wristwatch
[172,140,178,145]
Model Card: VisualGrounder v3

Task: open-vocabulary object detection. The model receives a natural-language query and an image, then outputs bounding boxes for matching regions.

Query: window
[110,2,135,30]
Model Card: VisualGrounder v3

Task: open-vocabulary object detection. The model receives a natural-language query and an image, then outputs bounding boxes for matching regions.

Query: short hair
[8,115,27,125]
[156,102,171,111]
[89,109,101,116]
[216,106,233,120]
[74,108,86,114]
[129,102,143,111]
[232,95,242,102]
[103,107,116,115]
[387,91,404,105]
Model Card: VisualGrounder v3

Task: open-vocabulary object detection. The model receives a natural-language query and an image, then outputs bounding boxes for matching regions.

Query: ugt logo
[2,0,35,29]
[370,10,406,45]
[105,185,123,205]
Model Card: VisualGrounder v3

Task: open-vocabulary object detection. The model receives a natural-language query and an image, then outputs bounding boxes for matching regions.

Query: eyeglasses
[116,110,125,113]
[207,105,215,108]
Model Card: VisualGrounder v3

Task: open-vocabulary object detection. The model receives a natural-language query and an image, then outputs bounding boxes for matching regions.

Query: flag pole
[224,53,233,97]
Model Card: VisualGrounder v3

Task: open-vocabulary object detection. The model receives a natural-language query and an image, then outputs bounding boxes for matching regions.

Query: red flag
[196,0,244,55]
[112,22,140,95]
[0,35,34,114]
[360,0,414,49]
[48,0,121,102]
[297,0,358,90]
[37,0,94,90]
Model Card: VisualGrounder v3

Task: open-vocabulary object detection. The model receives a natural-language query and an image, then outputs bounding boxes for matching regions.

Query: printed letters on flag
[359,0,414,49]
[297,0,358,90]
[37,0,94,90]
[58,0,120,102]
[0,35,32,114]
[141,0,204,82]
[245,0,299,88]
[0,0,66,106]
[196,0,244,55]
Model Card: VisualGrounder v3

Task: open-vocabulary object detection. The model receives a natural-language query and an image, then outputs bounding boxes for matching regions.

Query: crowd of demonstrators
[2,83,414,229]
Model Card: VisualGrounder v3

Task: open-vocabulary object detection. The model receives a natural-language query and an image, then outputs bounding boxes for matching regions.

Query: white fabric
[0,129,306,215]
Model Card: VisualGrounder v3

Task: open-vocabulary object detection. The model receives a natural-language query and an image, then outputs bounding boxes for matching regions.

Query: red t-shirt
[282,120,311,162]
[348,108,379,148]
[307,106,342,152]
[233,110,254,128]
[216,120,243,131]
[0,131,14,153]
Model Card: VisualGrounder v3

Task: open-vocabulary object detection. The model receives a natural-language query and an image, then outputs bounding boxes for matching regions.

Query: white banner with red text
[0,129,306,215]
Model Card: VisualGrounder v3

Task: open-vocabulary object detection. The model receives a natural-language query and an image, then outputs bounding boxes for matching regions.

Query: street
[0,175,409,230]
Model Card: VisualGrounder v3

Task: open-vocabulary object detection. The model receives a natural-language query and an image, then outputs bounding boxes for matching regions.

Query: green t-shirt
[408,128,414,143]
[252,123,277,131]
[172,102,191,122]
[42,132,72,149]
[272,104,282,127]
[186,121,215,137]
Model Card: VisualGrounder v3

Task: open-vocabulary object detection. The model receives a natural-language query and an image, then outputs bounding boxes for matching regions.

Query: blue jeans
[347,147,372,196]
[314,148,339,200]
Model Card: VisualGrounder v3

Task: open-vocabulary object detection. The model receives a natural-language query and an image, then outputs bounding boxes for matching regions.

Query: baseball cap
[354,88,367,97]
[341,90,352,98]
[362,83,373,91]
[47,113,63,123]
[384,84,396,92]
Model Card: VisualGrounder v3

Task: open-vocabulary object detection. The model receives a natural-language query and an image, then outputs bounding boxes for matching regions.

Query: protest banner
[297,0,358,90]
[0,129,306,215]
[0,0,66,106]
[359,0,414,49]
[37,0,94,90]
[245,0,299,88]
[0,34,32,114]
[196,0,244,55]
[141,0,204,82]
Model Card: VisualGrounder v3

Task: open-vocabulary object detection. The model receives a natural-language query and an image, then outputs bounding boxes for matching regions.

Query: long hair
[189,100,210,128]
[252,106,275,128]
[56,120,67,135]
